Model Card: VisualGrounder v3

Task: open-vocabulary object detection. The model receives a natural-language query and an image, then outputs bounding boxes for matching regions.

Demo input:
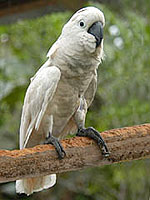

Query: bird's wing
[20,65,61,149]
[84,70,97,108]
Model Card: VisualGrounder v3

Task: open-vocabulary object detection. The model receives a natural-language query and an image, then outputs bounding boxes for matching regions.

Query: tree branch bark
[0,123,150,183]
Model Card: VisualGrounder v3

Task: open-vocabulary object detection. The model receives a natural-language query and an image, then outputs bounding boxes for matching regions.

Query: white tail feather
[16,174,56,195]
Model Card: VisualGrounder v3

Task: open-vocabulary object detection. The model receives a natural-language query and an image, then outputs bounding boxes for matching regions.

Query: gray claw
[44,134,66,159]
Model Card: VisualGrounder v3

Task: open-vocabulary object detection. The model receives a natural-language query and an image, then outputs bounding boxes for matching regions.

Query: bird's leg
[75,96,109,157]
[76,127,110,157]
[44,132,66,159]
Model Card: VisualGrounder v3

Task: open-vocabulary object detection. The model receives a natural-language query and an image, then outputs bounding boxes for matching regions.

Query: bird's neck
[49,40,102,76]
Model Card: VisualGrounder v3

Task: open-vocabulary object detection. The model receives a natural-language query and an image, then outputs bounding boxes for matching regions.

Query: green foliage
[86,2,150,131]
[0,1,150,200]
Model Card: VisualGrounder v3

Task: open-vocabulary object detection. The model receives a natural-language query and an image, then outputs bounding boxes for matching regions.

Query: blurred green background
[0,0,150,199]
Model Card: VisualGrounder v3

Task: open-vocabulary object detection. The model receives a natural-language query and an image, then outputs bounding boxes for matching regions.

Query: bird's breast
[46,71,93,136]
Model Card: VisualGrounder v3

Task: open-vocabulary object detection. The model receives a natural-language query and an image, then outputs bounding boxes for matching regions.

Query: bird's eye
[79,20,85,28]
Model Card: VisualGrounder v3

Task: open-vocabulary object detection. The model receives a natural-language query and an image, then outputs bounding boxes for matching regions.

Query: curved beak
[88,21,103,48]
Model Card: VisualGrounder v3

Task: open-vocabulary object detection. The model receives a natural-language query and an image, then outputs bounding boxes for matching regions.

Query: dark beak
[88,21,103,47]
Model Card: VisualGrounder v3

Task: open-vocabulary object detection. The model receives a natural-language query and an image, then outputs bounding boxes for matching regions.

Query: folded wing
[19,64,61,149]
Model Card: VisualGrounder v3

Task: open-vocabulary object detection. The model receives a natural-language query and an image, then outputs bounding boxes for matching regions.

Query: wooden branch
[0,123,150,183]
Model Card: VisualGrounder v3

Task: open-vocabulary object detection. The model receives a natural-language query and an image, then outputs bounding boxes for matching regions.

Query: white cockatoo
[16,6,109,195]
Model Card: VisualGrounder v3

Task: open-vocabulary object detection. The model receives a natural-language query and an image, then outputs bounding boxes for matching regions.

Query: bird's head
[61,7,105,56]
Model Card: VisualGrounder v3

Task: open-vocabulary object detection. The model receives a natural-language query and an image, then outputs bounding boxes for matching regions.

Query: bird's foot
[44,133,66,159]
[76,127,110,157]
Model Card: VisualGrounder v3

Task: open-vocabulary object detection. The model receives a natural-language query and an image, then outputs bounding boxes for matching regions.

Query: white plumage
[16,6,105,195]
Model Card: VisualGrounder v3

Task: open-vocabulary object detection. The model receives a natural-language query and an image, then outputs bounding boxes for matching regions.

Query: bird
[16,6,109,195]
